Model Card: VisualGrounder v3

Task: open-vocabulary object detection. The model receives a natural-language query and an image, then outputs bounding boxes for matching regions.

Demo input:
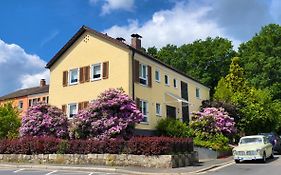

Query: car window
[240,137,263,144]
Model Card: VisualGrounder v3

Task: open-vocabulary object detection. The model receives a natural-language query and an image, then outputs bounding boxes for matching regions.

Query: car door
[264,137,272,157]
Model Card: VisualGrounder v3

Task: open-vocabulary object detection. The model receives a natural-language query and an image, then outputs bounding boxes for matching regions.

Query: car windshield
[240,137,263,144]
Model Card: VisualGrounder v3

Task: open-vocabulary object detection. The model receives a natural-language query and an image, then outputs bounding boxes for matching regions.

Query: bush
[156,118,191,137]
[69,88,143,140]
[0,102,21,139]
[0,136,193,155]
[20,102,68,138]
[193,133,231,151]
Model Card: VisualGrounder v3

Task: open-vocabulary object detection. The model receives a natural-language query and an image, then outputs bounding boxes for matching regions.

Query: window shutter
[147,65,152,87]
[62,105,66,114]
[78,102,83,111]
[135,98,140,109]
[83,101,89,109]
[79,67,84,83]
[102,61,109,79]
[85,66,90,82]
[134,60,140,83]
[63,71,68,87]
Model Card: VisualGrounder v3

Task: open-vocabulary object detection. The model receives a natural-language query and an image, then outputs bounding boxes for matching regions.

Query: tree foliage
[20,102,68,138]
[69,88,143,140]
[0,102,21,139]
[149,37,236,95]
[239,24,281,99]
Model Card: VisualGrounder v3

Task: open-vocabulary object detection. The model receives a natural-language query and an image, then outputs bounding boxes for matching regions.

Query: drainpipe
[131,49,136,100]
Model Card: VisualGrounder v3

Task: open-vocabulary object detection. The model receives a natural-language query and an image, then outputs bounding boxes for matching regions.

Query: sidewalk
[0,156,234,175]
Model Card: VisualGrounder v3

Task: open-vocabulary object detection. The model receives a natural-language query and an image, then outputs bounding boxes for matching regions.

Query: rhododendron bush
[69,88,143,140]
[20,102,68,138]
[190,107,236,137]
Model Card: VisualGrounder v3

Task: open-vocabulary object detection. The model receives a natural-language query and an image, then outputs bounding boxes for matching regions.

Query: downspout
[131,49,136,100]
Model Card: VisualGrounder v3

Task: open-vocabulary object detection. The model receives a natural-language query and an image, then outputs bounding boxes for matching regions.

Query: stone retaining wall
[0,152,198,168]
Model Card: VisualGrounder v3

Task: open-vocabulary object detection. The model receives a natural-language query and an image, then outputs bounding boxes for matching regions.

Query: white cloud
[0,40,49,96]
[90,0,135,15]
[104,1,240,49]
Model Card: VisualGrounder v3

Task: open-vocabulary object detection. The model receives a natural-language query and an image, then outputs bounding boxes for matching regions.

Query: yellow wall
[49,31,131,107]
[133,53,210,130]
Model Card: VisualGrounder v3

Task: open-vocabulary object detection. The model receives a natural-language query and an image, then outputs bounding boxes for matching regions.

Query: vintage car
[233,135,273,163]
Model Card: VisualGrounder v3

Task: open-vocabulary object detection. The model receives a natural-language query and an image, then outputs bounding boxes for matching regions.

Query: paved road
[0,167,125,175]
[201,155,281,175]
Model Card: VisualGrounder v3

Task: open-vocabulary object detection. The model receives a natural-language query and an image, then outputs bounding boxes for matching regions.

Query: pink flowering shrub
[20,102,68,138]
[190,107,236,137]
[69,88,143,140]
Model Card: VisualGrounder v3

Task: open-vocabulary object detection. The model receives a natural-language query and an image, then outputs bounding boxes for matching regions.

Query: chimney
[131,33,142,50]
[40,79,46,87]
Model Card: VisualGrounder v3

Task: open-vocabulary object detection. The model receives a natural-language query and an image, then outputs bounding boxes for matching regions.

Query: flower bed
[0,136,193,156]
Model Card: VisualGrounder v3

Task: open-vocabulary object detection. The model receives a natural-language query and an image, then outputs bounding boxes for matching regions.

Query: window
[196,88,200,98]
[165,75,169,86]
[69,68,79,85]
[28,99,32,107]
[156,103,161,116]
[92,63,102,80]
[18,101,23,109]
[173,78,177,88]
[139,64,148,85]
[155,70,160,82]
[68,103,77,118]
[140,100,148,122]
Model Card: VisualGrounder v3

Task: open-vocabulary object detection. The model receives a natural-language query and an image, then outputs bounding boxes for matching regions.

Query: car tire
[235,160,240,163]
[262,152,267,163]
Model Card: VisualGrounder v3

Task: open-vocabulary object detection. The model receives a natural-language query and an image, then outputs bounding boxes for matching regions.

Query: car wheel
[235,159,240,163]
[262,152,267,163]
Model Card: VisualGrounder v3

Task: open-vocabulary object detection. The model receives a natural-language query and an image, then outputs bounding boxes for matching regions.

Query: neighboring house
[46,26,210,135]
[0,79,49,116]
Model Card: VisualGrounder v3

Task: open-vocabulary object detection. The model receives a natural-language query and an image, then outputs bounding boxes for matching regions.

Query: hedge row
[0,136,193,156]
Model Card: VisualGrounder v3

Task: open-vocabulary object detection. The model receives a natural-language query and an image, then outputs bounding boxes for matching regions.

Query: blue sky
[0,0,281,96]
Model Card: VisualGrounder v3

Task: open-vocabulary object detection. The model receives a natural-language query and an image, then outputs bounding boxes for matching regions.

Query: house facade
[46,26,209,134]
[0,79,49,117]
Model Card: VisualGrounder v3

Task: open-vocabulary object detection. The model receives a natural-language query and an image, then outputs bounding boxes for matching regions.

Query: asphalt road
[202,155,281,175]
[0,167,125,175]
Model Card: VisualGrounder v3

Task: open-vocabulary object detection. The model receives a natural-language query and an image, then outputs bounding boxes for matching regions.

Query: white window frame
[156,103,161,116]
[91,63,102,81]
[68,103,78,119]
[196,88,200,98]
[139,64,148,86]
[155,70,160,82]
[69,68,79,85]
[140,100,149,123]
[18,100,23,110]
[173,78,177,88]
[165,75,170,86]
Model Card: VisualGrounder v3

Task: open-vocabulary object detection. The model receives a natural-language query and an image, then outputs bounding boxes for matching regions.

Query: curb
[0,159,235,175]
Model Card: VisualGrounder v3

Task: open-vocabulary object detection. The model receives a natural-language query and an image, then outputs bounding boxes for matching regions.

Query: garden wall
[0,152,198,168]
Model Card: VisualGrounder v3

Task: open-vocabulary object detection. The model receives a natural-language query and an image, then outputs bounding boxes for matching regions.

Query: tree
[147,46,158,58]
[20,102,68,138]
[69,88,143,140]
[0,102,21,138]
[239,24,281,100]
[153,37,236,95]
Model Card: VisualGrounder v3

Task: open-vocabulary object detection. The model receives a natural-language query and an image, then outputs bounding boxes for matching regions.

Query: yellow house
[46,26,210,135]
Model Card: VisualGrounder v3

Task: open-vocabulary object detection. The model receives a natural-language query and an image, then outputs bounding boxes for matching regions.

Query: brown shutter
[62,105,66,114]
[134,60,140,83]
[83,101,89,109]
[85,66,90,82]
[78,102,83,111]
[79,67,85,83]
[135,98,140,109]
[103,61,109,79]
[147,65,152,87]
[63,71,68,87]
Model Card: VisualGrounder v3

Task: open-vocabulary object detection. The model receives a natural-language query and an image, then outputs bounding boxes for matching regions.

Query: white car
[233,135,273,163]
